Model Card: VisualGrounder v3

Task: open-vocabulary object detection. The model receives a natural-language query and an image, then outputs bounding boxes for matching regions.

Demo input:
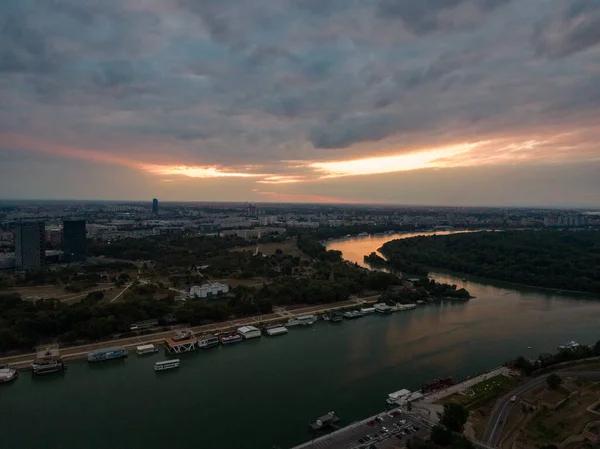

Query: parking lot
[293,409,431,449]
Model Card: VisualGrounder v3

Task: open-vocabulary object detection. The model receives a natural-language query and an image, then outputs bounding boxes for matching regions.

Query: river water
[1,232,600,449]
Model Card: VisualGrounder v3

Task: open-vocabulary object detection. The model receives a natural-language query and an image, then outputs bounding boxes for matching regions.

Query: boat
[374,303,393,314]
[360,307,376,314]
[237,325,262,340]
[357,232,369,237]
[286,315,317,326]
[558,341,580,350]
[264,324,288,336]
[154,359,180,371]
[309,411,341,430]
[220,334,243,345]
[461,278,467,282]
[136,344,159,355]
[330,312,344,322]
[322,313,331,321]
[32,357,65,375]
[392,303,417,312]
[386,389,411,405]
[343,310,363,319]
[31,345,65,375]
[87,346,127,363]
[0,367,18,383]
[198,335,220,349]
[422,377,453,393]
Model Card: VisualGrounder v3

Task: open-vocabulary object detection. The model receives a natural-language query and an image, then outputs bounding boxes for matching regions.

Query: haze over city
[1,0,599,206]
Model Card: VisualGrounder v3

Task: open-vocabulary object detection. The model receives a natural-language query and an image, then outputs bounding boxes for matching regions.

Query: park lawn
[442,375,517,408]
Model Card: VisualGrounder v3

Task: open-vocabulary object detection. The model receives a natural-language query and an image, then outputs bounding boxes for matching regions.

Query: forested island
[379,230,600,293]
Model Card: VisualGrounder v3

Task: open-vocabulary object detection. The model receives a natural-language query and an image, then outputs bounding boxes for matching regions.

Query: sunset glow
[310,144,479,178]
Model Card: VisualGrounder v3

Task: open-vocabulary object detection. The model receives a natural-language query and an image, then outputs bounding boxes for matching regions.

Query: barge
[237,325,262,340]
[87,346,127,363]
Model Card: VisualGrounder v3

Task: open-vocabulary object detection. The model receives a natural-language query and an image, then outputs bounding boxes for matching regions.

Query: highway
[482,370,600,447]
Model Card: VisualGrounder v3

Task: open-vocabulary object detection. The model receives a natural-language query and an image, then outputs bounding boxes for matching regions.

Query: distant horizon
[0,198,598,211]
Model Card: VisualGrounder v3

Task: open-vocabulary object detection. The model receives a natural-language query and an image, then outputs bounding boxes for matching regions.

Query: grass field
[7,283,116,303]
[443,375,516,408]
[230,241,308,258]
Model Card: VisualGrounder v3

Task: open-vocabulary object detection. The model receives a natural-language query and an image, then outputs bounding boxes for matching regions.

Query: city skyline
[1,0,599,206]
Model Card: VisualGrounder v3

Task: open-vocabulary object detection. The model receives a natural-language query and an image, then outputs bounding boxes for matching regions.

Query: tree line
[380,230,600,293]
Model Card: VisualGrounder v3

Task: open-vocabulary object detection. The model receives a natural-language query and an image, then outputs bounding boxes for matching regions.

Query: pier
[164,330,199,353]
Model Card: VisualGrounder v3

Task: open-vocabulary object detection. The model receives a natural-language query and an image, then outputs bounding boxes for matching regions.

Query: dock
[164,330,199,354]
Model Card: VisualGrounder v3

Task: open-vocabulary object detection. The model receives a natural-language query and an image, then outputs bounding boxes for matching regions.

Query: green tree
[431,425,454,446]
[546,373,562,390]
[439,403,469,433]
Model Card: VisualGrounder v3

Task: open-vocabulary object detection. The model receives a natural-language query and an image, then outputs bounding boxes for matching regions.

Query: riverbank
[0,296,380,368]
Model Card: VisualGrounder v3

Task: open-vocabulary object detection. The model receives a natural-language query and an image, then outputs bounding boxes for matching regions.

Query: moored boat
[330,312,344,322]
[286,314,316,326]
[386,388,411,405]
[309,411,341,430]
[374,303,393,314]
[154,359,180,371]
[87,346,128,363]
[264,324,288,336]
[343,310,363,319]
[136,344,159,355]
[32,345,65,375]
[198,335,220,349]
[360,307,376,314]
[220,334,243,345]
[0,367,18,383]
[237,325,262,340]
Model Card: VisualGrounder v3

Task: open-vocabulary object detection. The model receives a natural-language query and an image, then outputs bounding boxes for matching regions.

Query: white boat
[286,315,316,326]
[392,303,417,312]
[374,303,393,314]
[136,344,159,355]
[343,310,363,319]
[360,307,376,314]
[265,325,288,336]
[0,367,18,383]
[154,359,180,371]
[237,325,262,339]
[386,388,411,405]
[358,232,369,237]
[558,341,580,350]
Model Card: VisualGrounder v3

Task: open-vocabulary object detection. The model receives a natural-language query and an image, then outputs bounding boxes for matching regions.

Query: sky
[1,0,599,207]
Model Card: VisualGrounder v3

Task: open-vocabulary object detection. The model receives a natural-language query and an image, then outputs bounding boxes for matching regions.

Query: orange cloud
[309,143,481,178]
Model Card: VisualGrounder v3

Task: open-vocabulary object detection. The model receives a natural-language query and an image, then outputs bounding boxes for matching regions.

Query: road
[482,370,600,447]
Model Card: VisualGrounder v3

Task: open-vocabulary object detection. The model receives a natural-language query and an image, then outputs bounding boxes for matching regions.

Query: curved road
[482,370,600,447]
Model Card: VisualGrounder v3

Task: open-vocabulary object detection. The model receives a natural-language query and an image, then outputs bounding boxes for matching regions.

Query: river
[1,231,599,449]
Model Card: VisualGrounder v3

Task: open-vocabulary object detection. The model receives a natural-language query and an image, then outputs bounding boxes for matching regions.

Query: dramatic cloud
[0,0,599,205]
[533,0,600,59]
